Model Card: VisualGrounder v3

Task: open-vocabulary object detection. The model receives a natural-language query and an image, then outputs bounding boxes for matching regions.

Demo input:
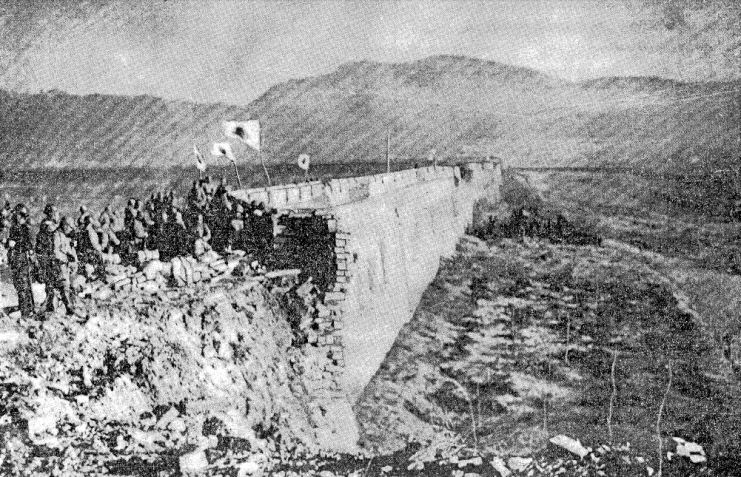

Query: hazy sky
[0,0,738,104]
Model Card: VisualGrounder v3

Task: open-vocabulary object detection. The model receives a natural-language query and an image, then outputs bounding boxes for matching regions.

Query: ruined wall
[230,163,502,403]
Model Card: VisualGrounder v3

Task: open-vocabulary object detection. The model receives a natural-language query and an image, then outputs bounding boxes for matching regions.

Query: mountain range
[0,55,738,172]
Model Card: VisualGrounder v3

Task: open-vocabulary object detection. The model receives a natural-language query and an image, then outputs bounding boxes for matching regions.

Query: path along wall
[231,162,502,403]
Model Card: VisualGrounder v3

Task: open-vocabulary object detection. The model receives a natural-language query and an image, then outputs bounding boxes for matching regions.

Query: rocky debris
[0,270,351,475]
[179,448,209,474]
[548,435,590,458]
[76,250,248,301]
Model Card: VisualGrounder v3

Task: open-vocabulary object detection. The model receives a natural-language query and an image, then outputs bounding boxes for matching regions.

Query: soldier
[167,210,188,257]
[99,207,121,253]
[78,215,104,278]
[124,198,137,231]
[1,201,12,221]
[187,180,208,215]
[98,205,114,229]
[227,204,245,252]
[76,205,90,230]
[7,204,35,318]
[50,217,78,316]
[151,209,170,259]
[167,190,177,209]
[0,216,10,262]
[210,191,233,252]
[35,204,59,313]
[131,210,149,251]
[191,213,212,257]
[215,177,229,198]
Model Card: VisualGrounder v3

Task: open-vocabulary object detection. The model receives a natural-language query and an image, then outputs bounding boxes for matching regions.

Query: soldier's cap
[43,204,57,216]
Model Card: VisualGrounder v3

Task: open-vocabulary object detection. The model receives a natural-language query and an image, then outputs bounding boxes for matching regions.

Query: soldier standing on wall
[7,204,35,318]
[36,204,60,314]
[50,217,78,316]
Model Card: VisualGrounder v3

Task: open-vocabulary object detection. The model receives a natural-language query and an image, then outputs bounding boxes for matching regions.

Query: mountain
[0,55,738,171]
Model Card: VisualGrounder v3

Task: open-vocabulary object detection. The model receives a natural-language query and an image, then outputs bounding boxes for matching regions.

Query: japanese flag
[211,142,236,163]
[223,120,260,151]
[297,154,310,171]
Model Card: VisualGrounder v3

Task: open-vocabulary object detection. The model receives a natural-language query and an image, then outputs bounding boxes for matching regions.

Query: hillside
[0,55,738,170]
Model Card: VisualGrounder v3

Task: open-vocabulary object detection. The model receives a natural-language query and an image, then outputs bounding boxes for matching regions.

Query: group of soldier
[0,176,273,319]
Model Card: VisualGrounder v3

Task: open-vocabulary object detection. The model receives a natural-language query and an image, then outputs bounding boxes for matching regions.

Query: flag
[211,142,236,163]
[223,120,260,151]
[297,154,311,171]
[193,144,207,172]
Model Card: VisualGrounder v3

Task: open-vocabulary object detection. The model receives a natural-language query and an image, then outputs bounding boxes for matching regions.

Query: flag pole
[259,148,271,187]
[232,160,242,188]
[386,128,391,173]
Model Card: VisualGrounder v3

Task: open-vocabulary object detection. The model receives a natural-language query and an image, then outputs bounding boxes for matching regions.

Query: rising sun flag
[223,120,260,151]
[211,142,236,162]
[297,153,310,171]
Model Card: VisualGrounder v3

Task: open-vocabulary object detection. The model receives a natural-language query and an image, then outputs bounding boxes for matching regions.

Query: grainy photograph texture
[0,1,739,476]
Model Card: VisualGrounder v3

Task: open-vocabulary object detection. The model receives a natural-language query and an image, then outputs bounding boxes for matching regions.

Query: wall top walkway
[229,161,500,211]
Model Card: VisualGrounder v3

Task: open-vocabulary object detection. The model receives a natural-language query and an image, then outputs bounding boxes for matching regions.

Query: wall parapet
[229,162,497,211]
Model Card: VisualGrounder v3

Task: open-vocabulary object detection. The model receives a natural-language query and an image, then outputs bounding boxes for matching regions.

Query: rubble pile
[0,265,348,475]
[75,250,253,300]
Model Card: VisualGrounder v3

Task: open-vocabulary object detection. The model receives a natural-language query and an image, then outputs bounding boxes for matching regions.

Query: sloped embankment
[355,236,740,475]
[0,277,341,475]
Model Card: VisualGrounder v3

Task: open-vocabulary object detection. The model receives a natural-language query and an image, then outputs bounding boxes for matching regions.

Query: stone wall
[328,163,501,400]
[230,162,502,404]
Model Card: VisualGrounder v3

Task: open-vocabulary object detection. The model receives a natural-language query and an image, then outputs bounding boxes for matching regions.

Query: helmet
[43,204,57,217]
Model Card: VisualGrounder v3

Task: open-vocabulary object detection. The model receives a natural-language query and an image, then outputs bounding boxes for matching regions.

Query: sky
[0,0,738,105]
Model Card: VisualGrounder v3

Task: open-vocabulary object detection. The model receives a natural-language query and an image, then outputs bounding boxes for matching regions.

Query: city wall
[231,162,502,406]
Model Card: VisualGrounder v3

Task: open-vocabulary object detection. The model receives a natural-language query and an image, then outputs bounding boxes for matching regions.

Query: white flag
[211,142,236,163]
[223,120,260,151]
[193,144,206,172]
[297,153,311,171]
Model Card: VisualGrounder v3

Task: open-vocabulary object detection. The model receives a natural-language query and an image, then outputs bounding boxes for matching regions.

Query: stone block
[323,291,345,302]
